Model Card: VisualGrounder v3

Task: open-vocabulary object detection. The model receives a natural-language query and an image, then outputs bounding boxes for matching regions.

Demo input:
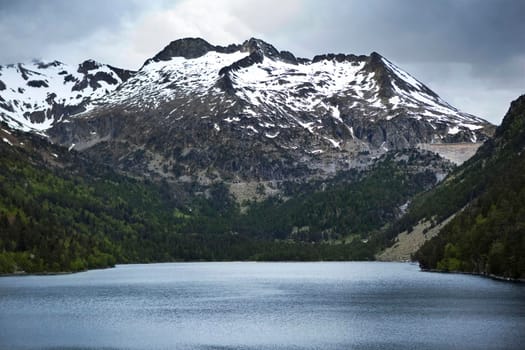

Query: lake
[0,262,524,350]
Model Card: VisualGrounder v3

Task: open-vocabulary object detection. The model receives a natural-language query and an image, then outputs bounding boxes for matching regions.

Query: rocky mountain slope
[1,38,493,186]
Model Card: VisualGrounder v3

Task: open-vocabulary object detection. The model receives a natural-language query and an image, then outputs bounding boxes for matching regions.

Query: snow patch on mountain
[87,51,247,112]
[2,38,493,155]
[381,57,486,130]
[0,60,130,131]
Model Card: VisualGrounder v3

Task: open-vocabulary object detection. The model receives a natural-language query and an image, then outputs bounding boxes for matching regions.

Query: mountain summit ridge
[1,37,494,182]
[147,37,303,66]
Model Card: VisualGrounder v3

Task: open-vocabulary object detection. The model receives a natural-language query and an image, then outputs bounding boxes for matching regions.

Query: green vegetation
[10,101,523,280]
[234,152,437,241]
[0,144,375,273]
[414,153,525,278]
[0,141,176,272]
[409,95,525,279]
[1,125,443,274]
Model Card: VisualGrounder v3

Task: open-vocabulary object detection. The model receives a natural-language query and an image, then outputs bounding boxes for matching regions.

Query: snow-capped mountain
[0,59,134,132]
[2,38,494,182]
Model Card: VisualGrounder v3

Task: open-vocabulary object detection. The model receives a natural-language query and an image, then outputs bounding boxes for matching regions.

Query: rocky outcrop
[147,38,235,62]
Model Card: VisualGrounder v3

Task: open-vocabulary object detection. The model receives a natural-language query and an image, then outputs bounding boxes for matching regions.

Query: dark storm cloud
[286,0,525,77]
[0,0,144,64]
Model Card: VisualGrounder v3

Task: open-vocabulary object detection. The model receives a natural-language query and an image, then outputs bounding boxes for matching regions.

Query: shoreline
[0,270,87,277]
[0,260,392,277]
[2,261,523,283]
[0,265,115,278]
[421,268,525,283]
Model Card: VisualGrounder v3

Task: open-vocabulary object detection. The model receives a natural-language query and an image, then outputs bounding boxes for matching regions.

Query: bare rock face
[1,38,494,183]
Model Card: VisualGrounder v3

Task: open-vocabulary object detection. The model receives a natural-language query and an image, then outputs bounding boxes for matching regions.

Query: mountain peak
[146,37,244,65]
[369,51,383,60]
[240,37,299,64]
[493,94,525,149]
[241,38,278,56]
[33,60,64,69]
[150,37,216,62]
[146,37,300,66]
[78,59,103,74]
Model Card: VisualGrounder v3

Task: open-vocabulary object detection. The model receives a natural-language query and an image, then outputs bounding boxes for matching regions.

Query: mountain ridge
[1,38,494,186]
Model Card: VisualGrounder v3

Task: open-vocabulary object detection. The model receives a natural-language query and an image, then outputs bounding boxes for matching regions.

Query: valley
[1,37,523,280]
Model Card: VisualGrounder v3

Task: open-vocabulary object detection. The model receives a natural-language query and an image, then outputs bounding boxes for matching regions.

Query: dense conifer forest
[0,126,440,273]
[410,96,525,279]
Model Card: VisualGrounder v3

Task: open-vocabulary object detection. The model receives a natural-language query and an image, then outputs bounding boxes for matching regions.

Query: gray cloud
[0,0,146,63]
[0,0,523,124]
[285,0,525,61]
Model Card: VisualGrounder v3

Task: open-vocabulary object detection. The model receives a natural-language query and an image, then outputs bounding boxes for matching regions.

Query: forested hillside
[0,135,372,273]
[405,95,525,279]
[0,123,446,273]
[234,151,440,241]
[0,128,182,272]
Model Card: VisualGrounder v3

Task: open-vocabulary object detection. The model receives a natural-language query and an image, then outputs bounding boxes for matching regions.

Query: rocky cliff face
[1,38,494,183]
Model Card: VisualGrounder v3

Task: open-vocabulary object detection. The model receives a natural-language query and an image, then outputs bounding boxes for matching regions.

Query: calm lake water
[0,262,524,350]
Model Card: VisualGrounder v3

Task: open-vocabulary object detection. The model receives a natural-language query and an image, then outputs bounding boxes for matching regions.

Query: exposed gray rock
[2,38,495,186]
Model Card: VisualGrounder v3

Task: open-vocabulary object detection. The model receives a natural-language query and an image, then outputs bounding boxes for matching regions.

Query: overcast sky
[0,0,523,124]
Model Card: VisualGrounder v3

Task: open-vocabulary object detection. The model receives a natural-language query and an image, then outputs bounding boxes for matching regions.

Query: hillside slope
[1,120,454,273]
[393,95,525,279]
